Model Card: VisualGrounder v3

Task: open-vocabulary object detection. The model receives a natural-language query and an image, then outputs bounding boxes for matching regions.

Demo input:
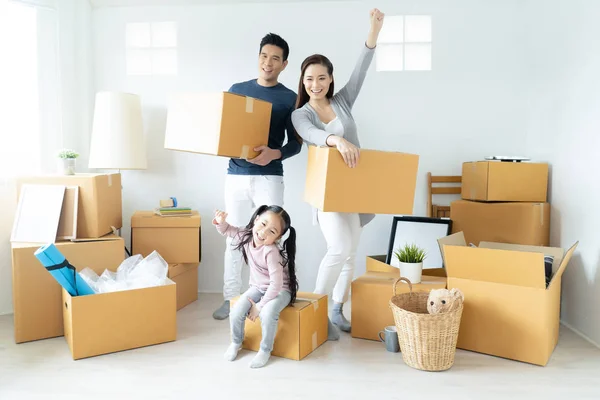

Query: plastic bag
[83,251,169,293]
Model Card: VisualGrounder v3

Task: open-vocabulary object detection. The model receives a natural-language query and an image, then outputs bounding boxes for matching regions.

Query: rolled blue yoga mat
[34,243,95,297]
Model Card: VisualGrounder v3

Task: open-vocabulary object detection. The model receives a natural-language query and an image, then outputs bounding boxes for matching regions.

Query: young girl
[213,205,298,368]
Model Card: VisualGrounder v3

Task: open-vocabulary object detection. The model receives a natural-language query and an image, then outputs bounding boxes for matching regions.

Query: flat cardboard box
[438,232,578,366]
[168,263,199,311]
[131,211,201,264]
[461,161,548,202]
[11,235,125,343]
[164,92,272,160]
[230,292,327,361]
[351,255,447,341]
[63,281,177,360]
[17,173,122,238]
[450,200,550,246]
[304,145,419,214]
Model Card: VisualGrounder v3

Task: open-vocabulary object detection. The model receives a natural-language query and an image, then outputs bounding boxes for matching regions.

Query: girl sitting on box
[213,205,298,368]
[290,8,385,340]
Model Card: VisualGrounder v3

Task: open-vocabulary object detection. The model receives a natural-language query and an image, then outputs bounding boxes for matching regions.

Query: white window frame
[126,21,178,76]
[376,15,432,72]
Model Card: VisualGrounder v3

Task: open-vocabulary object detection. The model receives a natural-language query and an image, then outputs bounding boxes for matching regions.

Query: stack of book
[153,207,193,217]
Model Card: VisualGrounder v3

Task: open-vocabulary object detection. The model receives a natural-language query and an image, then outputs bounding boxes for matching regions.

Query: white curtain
[0,0,62,314]
[2,0,61,180]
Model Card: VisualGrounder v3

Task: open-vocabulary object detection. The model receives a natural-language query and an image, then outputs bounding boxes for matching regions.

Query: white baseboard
[0,311,13,316]
[561,320,600,349]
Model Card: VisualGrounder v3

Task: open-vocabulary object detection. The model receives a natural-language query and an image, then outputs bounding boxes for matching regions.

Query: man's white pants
[223,174,284,301]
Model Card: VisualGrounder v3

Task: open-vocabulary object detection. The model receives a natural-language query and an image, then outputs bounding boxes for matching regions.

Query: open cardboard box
[438,232,578,366]
[11,235,125,344]
[63,280,177,360]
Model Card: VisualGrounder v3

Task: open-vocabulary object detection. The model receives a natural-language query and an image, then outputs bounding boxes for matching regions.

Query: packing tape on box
[312,331,318,351]
[245,97,254,113]
[295,297,319,312]
[107,174,113,187]
[240,145,250,159]
[469,163,476,199]
[540,203,546,225]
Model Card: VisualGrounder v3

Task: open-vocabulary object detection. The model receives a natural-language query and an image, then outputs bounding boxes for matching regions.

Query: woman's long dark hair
[295,54,335,110]
[233,205,299,304]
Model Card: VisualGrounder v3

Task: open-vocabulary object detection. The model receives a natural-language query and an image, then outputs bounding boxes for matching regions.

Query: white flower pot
[398,261,423,284]
[58,158,77,175]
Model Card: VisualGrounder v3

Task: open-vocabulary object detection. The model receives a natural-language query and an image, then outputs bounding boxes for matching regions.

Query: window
[126,22,178,76]
[376,15,432,72]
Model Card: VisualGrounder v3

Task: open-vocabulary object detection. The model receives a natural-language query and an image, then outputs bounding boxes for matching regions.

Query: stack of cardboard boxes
[10,173,199,360]
[12,173,126,347]
[347,160,577,367]
[130,210,202,311]
[437,160,578,366]
[450,160,551,246]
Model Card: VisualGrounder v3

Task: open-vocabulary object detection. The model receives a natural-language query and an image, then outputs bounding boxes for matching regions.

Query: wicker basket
[389,277,463,371]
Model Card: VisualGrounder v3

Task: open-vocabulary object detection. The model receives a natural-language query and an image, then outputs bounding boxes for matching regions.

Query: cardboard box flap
[443,245,546,288]
[480,241,565,275]
[437,231,466,266]
[547,242,578,289]
[131,211,201,228]
[12,233,122,249]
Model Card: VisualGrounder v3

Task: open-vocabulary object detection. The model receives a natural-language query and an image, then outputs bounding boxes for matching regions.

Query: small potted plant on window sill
[394,243,427,284]
[57,149,79,175]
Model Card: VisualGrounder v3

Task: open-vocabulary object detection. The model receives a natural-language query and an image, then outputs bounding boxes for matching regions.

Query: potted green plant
[394,243,427,284]
[57,149,79,175]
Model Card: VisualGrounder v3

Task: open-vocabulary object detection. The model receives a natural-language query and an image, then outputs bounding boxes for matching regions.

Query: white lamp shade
[89,91,147,170]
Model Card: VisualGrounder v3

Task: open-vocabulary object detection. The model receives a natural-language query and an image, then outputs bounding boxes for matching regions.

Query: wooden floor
[1,294,599,399]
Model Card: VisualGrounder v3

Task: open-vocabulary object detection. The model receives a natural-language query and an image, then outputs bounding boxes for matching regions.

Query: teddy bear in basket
[427,288,464,314]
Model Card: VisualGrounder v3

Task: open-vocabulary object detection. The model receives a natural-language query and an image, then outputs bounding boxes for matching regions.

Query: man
[213,33,301,320]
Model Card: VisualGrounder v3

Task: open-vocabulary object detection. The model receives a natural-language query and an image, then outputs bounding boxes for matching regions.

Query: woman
[291,8,384,340]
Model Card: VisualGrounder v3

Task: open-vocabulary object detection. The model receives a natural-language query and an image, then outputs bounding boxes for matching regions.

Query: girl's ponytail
[283,226,298,304]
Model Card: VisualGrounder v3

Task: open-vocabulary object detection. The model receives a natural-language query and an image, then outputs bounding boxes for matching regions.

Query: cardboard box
[168,263,199,311]
[438,232,578,366]
[351,255,447,341]
[304,145,419,214]
[164,92,272,160]
[131,211,201,264]
[11,235,125,343]
[230,292,327,361]
[17,173,122,238]
[461,161,548,202]
[450,200,550,246]
[63,281,177,360]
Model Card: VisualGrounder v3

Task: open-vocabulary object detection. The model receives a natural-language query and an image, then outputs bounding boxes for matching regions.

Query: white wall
[3,0,597,349]
[92,0,530,297]
[525,0,600,346]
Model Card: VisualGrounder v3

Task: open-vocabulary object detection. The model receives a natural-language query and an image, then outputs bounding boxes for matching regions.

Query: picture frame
[386,216,453,270]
